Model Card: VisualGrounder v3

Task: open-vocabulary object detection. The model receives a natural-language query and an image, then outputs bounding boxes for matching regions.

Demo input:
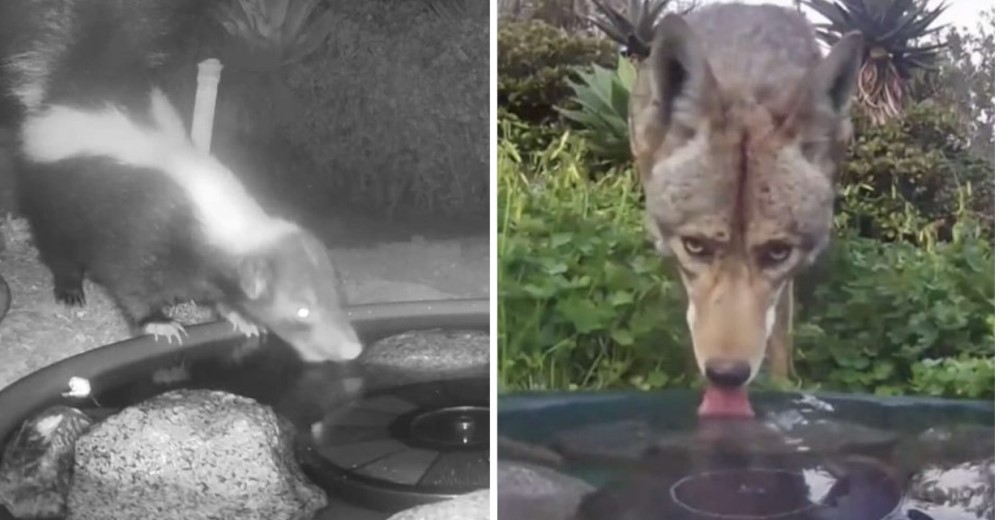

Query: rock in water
[497,460,594,520]
[361,329,489,389]
[388,489,489,520]
[899,425,995,519]
[0,406,94,519]
[67,389,326,520]
[908,457,995,519]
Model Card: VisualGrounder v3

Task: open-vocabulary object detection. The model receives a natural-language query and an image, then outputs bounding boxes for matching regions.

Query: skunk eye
[681,237,712,259]
[759,241,793,267]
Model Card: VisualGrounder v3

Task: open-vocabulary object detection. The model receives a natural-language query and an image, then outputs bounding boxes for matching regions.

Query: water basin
[499,390,994,520]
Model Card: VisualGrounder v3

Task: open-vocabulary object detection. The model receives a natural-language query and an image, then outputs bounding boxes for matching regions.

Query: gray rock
[909,457,994,520]
[498,460,593,520]
[902,499,992,520]
[362,329,488,388]
[894,425,995,519]
[0,406,94,519]
[388,489,489,520]
[67,389,326,520]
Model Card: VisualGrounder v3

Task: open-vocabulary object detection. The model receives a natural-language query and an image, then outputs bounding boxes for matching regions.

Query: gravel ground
[0,216,488,389]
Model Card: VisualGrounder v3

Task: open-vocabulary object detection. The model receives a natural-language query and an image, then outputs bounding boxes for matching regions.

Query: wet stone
[497,460,594,520]
[903,426,995,520]
[361,329,489,389]
[0,406,94,519]
[387,489,489,520]
[908,457,995,520]
[67,389,326,520]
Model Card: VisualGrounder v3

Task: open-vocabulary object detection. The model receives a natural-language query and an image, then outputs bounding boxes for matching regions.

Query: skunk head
[234,228,363,363]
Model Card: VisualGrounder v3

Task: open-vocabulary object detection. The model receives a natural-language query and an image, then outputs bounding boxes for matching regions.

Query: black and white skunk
[3,1,363,363]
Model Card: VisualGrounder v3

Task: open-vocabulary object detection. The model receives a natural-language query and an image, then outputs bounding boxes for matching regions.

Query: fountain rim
[0,298,490,443]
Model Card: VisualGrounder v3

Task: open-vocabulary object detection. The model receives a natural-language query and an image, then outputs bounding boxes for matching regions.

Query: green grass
[498,131,694,393]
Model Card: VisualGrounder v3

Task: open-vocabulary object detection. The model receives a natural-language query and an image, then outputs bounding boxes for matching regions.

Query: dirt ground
[0,214,488,389]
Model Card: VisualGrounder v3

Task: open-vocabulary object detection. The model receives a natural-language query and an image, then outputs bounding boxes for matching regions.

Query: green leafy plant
[794,229,994,398]
[838,100,994,245]
[499,20,617,123]
[556,56,636,164]
[911,356,994,398]
[499,130,691,392]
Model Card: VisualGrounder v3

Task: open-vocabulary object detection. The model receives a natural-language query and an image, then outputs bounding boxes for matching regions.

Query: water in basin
[499,390,994,520]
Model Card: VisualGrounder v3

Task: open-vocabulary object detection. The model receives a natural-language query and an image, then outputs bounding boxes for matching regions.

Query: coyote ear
[649,14,723,130]
[801,32,864,119]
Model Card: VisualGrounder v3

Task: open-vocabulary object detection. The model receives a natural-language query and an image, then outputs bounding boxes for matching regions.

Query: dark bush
[839,101,995,244]
[498,20,616,124]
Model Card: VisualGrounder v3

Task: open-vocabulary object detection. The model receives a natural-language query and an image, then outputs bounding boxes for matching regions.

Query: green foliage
[912,6,995,160]
[556,56,636,164]
[910,356,995,399]
[839,101,994,244]
[499,132,691,392]
[498,20,616,124]
[498,108,566,159]
[498,130,995,399]
[794,228,994,398]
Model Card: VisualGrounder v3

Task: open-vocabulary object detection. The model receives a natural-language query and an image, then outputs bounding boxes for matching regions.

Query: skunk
[4,0,363,362]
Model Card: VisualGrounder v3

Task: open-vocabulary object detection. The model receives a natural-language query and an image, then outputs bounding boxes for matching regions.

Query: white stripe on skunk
[20,89,297,256]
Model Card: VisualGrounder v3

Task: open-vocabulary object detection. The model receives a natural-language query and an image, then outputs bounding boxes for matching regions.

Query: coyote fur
[629,4,863,394]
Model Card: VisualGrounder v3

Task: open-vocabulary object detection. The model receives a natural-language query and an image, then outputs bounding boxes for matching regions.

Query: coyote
[628,4,863,416]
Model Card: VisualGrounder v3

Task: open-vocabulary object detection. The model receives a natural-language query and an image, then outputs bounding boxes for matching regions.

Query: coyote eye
[759,241,793,267]
[681,237,712,259]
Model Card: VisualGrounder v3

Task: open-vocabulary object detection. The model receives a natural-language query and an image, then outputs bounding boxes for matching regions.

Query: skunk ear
[238,256,273,300]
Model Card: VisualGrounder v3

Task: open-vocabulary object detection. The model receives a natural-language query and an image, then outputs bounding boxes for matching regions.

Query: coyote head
[630,8,863,389]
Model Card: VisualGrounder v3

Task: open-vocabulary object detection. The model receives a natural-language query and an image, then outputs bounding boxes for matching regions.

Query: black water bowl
[578,457,902,520]
[671,460,899,519]
[0,299,489,520]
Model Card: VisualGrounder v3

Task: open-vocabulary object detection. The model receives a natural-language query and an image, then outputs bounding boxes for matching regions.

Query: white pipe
[191,58,223,153]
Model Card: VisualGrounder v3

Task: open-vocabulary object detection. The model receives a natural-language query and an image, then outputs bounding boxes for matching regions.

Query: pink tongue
[698,385,755,418]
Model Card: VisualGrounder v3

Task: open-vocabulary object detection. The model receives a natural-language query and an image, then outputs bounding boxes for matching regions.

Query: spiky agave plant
[803,0,948,125]
[557,55,637,163]
[585,0,679,62]
[209,0,336,140]
[213,0,336,69]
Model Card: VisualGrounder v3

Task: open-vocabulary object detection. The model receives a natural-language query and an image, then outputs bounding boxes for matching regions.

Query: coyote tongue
[698,385,754,418]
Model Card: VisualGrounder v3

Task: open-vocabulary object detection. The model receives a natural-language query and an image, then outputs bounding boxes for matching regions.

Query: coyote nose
[704,359,751,388]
